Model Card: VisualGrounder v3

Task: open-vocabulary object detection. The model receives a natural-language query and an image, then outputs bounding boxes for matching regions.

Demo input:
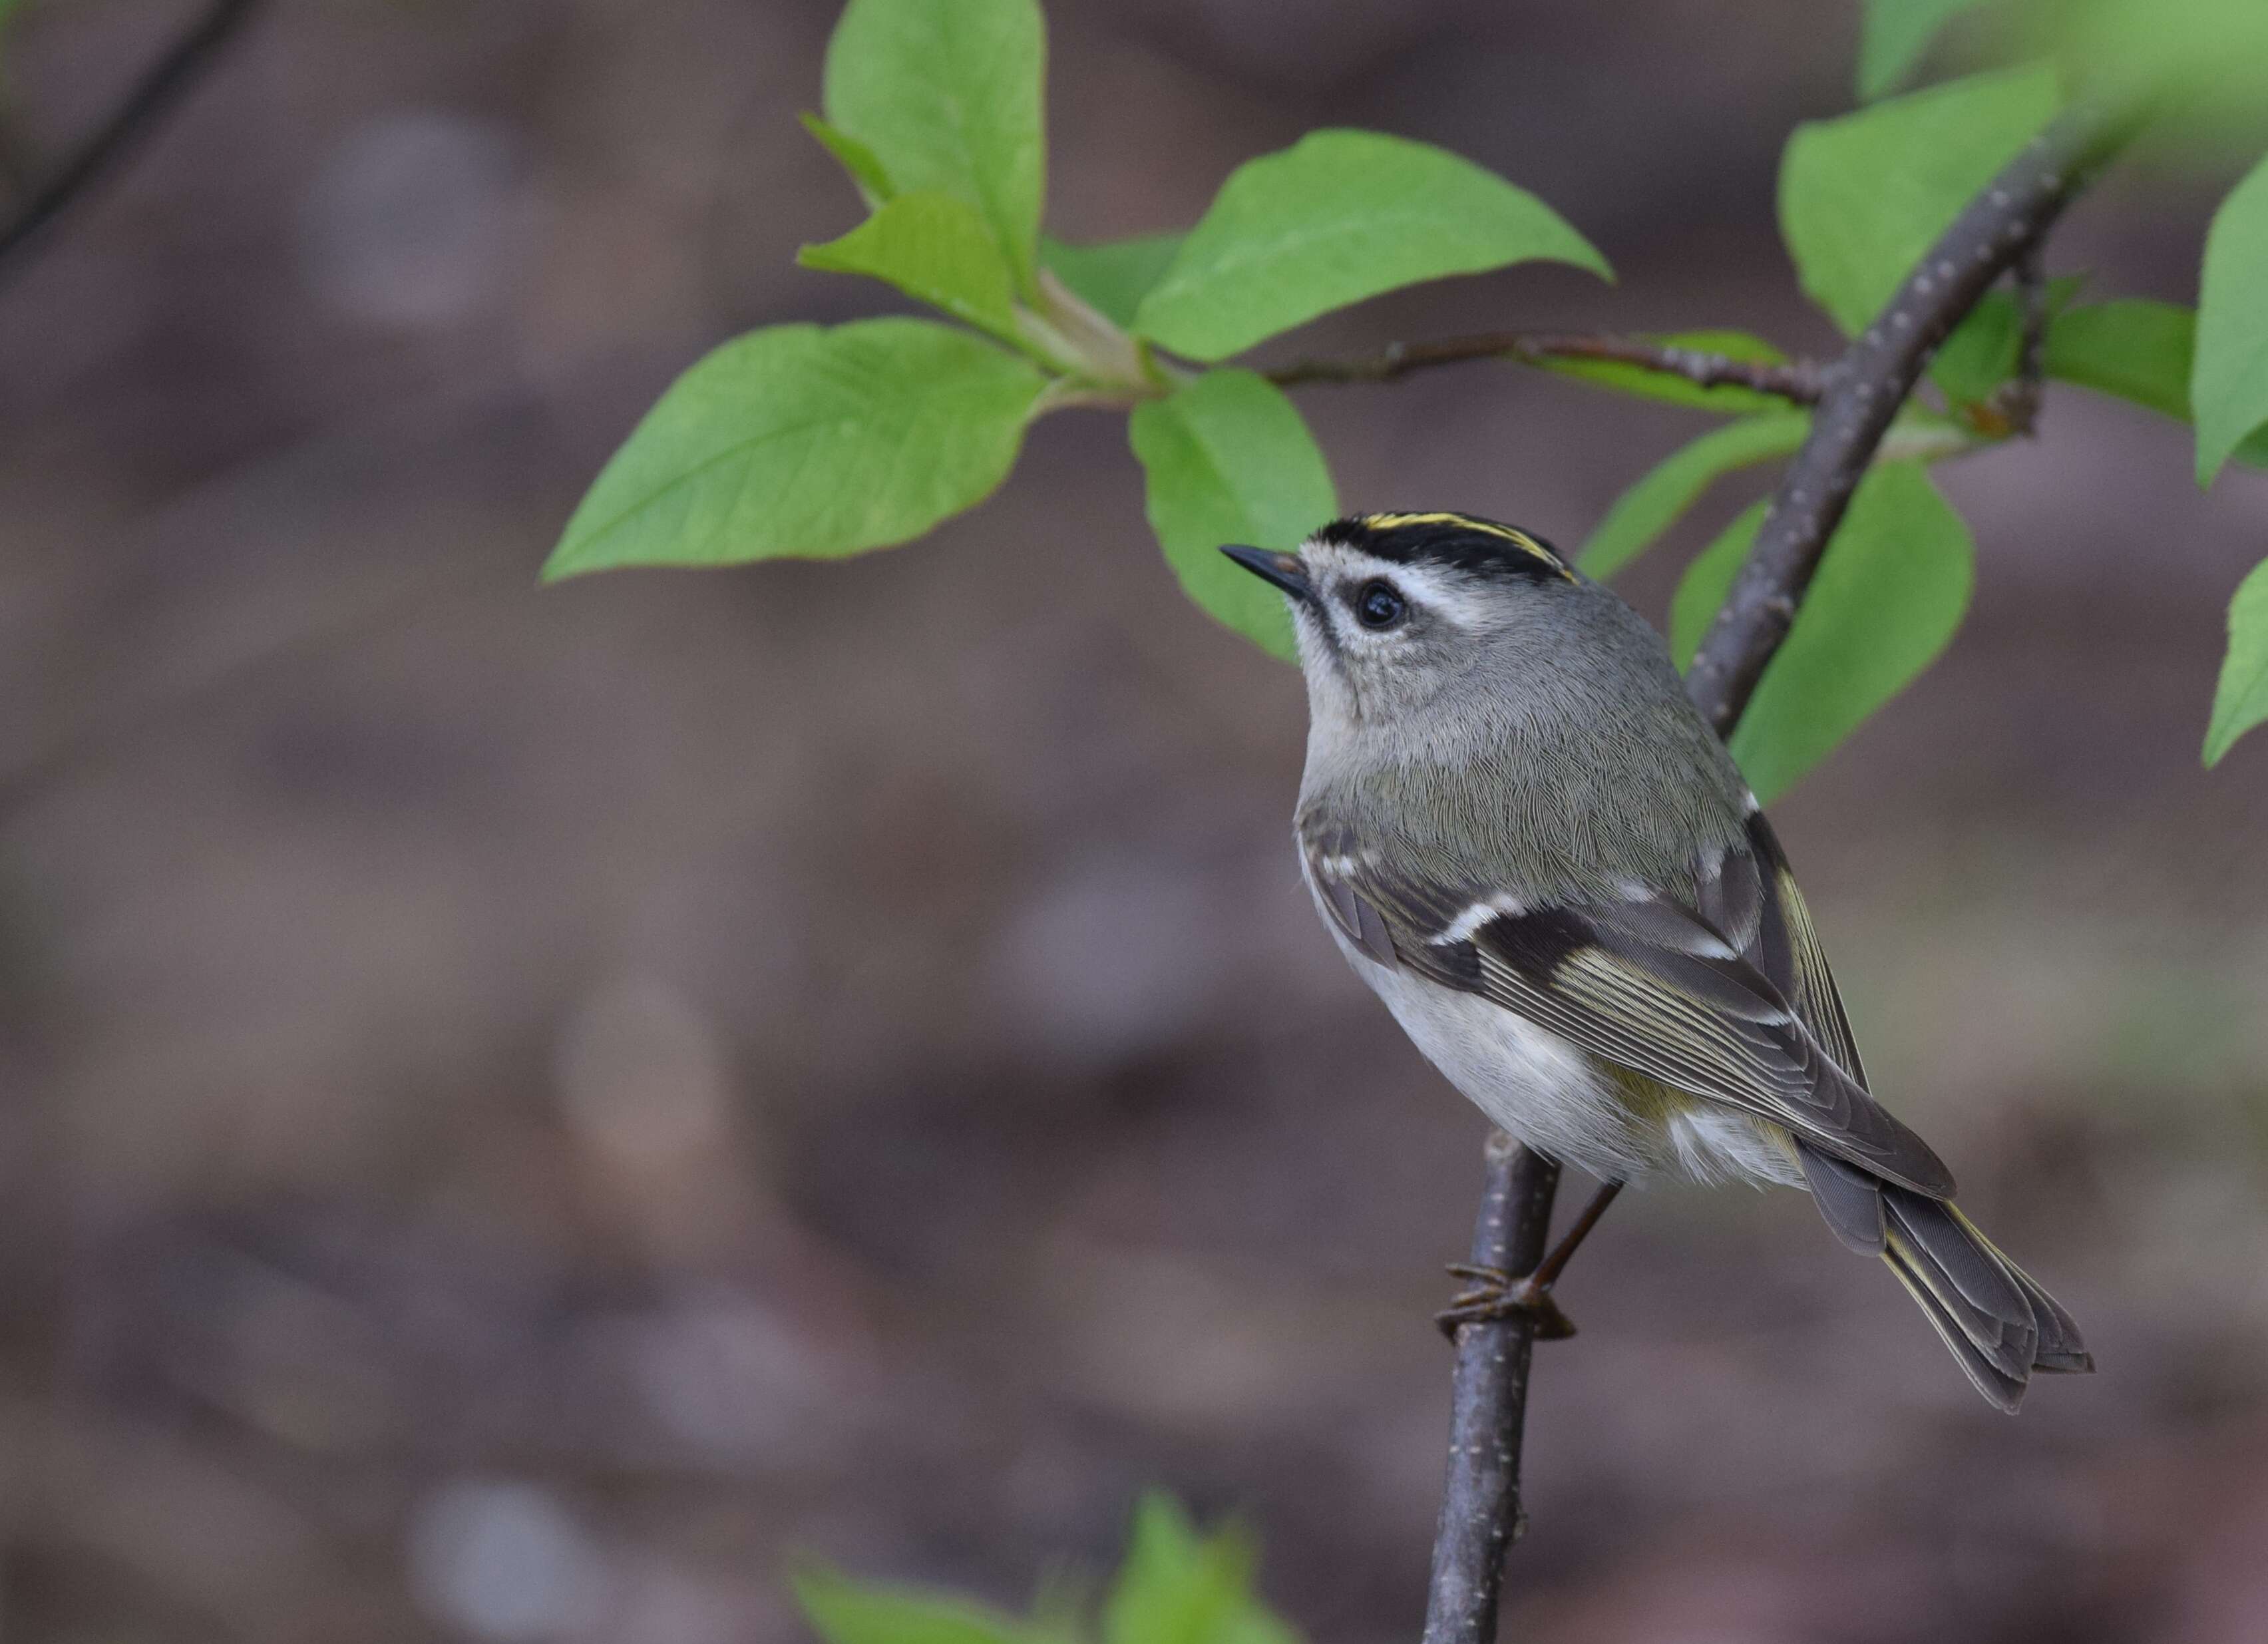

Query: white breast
[1309,883,1666,1182]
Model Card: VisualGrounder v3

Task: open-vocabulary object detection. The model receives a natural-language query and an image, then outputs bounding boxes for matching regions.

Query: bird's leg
[1435,1179,1624,1342]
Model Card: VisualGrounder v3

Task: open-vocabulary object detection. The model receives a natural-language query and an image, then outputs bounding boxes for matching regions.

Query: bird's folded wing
[1695,810,1869,1092]
[1302,827,1954,1197]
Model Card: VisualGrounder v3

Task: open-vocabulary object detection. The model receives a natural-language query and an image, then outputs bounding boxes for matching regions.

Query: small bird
[1223,511,2091,1410]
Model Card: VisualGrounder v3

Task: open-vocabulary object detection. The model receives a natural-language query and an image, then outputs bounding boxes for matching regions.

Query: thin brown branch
[1418,97,2142,1643]
[1421,1135,1558,1644]
[1268,330,1828,405]
[1685,101,2137,735]
[0,0,264,282]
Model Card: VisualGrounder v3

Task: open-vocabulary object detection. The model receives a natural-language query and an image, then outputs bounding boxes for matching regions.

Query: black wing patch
[1726,812,1868,1089]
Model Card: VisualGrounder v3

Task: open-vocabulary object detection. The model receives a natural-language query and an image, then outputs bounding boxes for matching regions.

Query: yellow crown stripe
[1357,512,1568,573]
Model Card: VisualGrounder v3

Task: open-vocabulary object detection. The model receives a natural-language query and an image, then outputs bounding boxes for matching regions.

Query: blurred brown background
[2,1,2266,1640]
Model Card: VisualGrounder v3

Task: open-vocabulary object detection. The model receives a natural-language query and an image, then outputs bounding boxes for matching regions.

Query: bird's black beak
[1220,545,1312,603]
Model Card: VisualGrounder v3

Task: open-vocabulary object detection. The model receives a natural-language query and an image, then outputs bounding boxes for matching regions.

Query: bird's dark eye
[1354,580,1406,630]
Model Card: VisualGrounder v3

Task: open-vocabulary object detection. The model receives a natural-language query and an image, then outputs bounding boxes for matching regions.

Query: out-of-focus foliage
[2042,301,2268,468]
[801,113,895,210]
[1778,66,2059,337]
[2046,300,2199,423]
[1857,0,1992,100]
[1928,274,2080,405]
[2193,154,2268,486]
[796,1497,1298,1644]
[1129,129,1606,363]
[801,194,1027,345]
[546,320,1046,576]
[1101,1497,1299,1644]
[799,1573,1045,1644]
[1577,413,1810,580]
[821,0,1047,288]
[1672,465,1974,803]
[554,0,2268,777]
[549,0,1597,662]
[2033,0,2268,139]
[2205,559,2268,767]
[1041,233,1185,331]
[1129,371,1335,660]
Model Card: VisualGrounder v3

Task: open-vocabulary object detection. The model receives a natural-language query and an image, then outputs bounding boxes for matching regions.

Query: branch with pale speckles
[1684,103,2137,735]
[1421,1135,1558,1644]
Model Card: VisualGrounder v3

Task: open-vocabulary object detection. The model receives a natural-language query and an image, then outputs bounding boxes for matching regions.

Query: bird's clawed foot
[1435,1262,1578,1341]
[1433,1177,1624,1343]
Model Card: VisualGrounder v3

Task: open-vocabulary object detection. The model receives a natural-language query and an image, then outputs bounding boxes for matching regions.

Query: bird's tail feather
[1794,1139,2090,1409]
[1878,1185,2093,1411]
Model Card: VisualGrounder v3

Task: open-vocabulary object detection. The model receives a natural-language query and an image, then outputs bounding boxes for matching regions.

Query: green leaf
[1927,274,2084,406]
[546,319,1046,579]
[2193,152,2268,486]
[795,1568,1032,1644]
[1578,413,1811,581]
[1041,233,1185,331]
[1103,1496,1299,1644]
[822,0,1045,288]
[1857,0,1990,100]
[1780,65,2060,335]
[2205,557,2268,766]
[2044,299,2268,467]
[1128,370,1337,658]
[1930,294,2024,408]
[1541,329,1799,415]
[2039,0,2268,142]
[2044,298,2193,419]
[800,192,1023,344]
[1133,129,1608,363]
[1672,465,1975,802]
[800,112,895,208]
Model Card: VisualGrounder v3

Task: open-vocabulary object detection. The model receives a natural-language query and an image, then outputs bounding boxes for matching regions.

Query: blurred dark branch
[1419,98,2140,1641]
[0,0,263,281]
[1994,243,2050,437]
[1686,102,2136,735]
[1268,331,1827,404]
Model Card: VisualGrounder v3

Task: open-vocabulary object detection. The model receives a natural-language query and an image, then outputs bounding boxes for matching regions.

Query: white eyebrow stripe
[1296,542,1514,634]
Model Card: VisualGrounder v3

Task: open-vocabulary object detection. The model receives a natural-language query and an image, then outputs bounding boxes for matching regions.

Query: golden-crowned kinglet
[1225,511,2090,1410]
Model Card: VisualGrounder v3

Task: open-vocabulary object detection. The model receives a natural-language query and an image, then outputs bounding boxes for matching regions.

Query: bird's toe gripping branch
[1435,1263,1579,1341]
